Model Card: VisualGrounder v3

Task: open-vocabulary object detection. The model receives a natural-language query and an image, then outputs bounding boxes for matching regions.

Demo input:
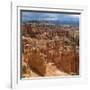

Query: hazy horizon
[21,10,80,26]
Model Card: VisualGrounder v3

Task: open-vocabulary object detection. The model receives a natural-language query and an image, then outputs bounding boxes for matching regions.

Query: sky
[21,10,80,25]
